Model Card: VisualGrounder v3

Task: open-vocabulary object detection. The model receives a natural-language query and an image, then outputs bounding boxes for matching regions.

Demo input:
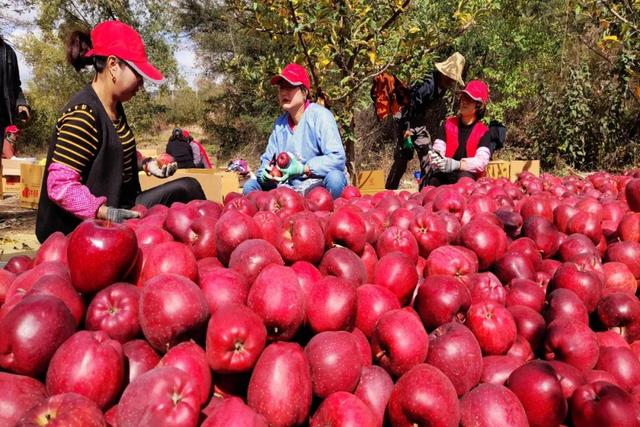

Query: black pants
[134,177,206,208]
[426,170,476,187]
[385,127,431,190]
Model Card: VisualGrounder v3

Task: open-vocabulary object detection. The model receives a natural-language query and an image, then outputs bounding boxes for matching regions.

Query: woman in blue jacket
[243,63,347,199]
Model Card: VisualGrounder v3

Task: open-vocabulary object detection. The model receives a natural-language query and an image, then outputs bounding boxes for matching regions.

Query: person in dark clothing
[36,21,205,243]
[385,52,466,190]
[426,80,492,186]
[166,128,196,168]
[0,35,30,143]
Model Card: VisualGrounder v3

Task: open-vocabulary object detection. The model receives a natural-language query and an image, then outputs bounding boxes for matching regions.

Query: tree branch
[286,0,320,90]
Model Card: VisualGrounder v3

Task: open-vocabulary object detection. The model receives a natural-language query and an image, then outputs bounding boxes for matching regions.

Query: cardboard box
[510,160,540,181]
[357,170,385,194]
[19,164,45,209]
[486,160,511,179]
[2,158,36,194]
[138,169,239,204]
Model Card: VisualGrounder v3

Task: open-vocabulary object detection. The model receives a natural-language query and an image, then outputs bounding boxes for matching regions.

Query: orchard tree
[178,0,492,175]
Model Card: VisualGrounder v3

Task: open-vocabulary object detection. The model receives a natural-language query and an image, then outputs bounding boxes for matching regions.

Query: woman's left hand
[143,158,178,178]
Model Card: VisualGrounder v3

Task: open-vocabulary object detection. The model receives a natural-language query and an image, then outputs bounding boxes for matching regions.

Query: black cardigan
[36,84,141,242]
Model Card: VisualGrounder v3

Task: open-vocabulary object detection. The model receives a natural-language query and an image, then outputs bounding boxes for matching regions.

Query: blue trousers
[243,170,347,199]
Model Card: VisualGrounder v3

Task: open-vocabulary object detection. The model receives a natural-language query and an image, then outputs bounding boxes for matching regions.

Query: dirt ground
[0,194,39,260]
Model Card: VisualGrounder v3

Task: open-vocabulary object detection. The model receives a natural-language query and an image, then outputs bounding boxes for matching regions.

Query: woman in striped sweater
[36,21,205,242]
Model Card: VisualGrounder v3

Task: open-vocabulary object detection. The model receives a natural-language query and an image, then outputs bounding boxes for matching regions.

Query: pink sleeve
[462,147,491,174]
[433,139,446,157]
[47,163,106,220]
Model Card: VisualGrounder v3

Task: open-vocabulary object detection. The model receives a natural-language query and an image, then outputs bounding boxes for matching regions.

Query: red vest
[444,117,489,159]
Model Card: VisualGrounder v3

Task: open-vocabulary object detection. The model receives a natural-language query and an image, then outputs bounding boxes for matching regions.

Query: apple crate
[486,160,510,180]
[357,170,385,194]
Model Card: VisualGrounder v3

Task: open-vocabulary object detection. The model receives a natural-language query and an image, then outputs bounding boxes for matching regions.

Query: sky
[2,8,204,89]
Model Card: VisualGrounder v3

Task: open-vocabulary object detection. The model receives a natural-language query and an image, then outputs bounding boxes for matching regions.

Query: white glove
[433,156,460,173]
[143,158,178,178]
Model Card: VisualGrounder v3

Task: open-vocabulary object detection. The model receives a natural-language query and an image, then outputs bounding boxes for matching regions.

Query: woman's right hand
[97,205,140,223]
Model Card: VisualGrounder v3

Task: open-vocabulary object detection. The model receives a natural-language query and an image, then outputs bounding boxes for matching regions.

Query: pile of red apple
[3,171,640,426]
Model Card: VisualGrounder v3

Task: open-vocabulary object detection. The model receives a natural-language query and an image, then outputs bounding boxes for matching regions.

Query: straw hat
[435,52,465,86]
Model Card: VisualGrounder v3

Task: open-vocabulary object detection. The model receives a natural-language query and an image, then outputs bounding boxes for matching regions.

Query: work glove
[143,158,178,178]
[432,156,461,173]
[277,152,305,182]
[257,167,282,185]
[106,207,140,223]
[403,136,414,151]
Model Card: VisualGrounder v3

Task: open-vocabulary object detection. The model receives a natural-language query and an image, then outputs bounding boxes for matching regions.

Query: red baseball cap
[84,20,164,83]
[270,63,311,91]
[459,80,489,104]
[5,125,19,134]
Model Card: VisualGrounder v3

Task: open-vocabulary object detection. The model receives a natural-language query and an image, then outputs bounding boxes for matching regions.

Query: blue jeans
[243,170,347,199]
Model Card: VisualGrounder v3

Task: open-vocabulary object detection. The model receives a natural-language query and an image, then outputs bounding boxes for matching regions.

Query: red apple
[206,304,267,373]
[198,267,249,314]
[0,372,47,426]
[371,308,428,377]
[139,274,209,352]
[547,360,586,400]
[466,302,517,355]
[354,365,394,427]
[459,383,529,427]
[409,211,449,257]
[544,317,599,371]
[550,262,603,312]
[33,231,68,266]
[570,381,636,427]
[427,322,482,396]
[305,186,334,212]
[373,252,418,305]
[4,255,32,275]
[595,346,640,391]
[122,339,160,383]
[85,283,140,343]
[544,288,589,325]
[387,363,460,427]
[16,393,105,427]
[625,178,640,212]
[307,276,357,333]
[277,212,325,264]
[0,295,76,376]
[459,218,509,270]
[414,275,471,331]
[480,355,525,385]
[25,274,85,326]
[215,210,261,266]
[117,366,202,426]
[506,360,568,427]
[508,305,546,353]
[228,238,284,285]
[309,391,376,427]
[67,220,138,294]
[201,396,267,427]
[603,262,638,294]
[375,226,419,263]
[247,342,312,426]
[319,247,367,287]
[305,331,362,398]
[355,284,401,337]
[247,264,305,341]
[136,241,199,287]
[46,330,124,409]
[157,341,211,406]
[325,206,367,255]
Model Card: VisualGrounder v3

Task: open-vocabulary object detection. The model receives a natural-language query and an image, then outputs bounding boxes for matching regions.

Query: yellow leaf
[408,27,420,34]
[602,35,619,42]
[368,50,376,64]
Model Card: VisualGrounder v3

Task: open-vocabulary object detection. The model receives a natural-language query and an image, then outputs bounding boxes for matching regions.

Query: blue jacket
[259,103,346,185]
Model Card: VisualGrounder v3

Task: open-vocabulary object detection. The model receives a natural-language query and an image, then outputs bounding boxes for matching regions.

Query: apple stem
[375,350,385,360]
